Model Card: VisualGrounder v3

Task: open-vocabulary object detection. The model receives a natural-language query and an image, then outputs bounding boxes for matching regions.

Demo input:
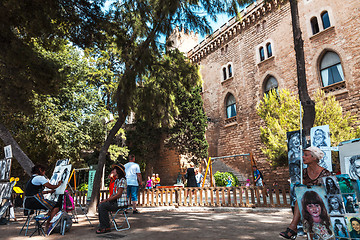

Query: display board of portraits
[311,125,332,172]
[295,174,360,239]
[44,159,72,201]
[339,140,360,182]
[0,158,12,181]
[287,130,306,207]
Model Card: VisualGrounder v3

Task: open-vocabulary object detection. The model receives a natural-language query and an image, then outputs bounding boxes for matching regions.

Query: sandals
[279,227,297,239]
[96,228,111,234]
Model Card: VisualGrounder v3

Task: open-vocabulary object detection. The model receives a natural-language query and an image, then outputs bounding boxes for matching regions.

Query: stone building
[183,0,360,185]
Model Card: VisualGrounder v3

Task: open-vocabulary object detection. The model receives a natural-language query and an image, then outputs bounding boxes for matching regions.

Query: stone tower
[167,26,199,54]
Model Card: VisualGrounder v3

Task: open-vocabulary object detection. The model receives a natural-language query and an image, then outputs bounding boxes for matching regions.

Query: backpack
[63,190,74,212]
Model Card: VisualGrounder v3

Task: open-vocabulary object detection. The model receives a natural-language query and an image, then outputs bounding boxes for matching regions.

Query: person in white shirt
[124,155,142,213]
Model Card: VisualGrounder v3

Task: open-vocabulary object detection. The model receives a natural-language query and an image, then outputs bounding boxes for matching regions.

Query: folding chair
[19,208,35,236]
[29,214,49,237]
[110,208,130,232]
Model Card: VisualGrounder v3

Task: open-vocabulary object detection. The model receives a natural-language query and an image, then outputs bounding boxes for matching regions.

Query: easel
[66,169,92,226]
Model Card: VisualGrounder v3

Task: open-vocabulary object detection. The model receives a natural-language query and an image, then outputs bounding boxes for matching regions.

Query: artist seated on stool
[24,164,63,229]
[97,163,127,234]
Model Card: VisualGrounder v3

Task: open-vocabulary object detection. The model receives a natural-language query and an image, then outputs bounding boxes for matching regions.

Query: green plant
[78,183,88,191]
[214,171,240,187]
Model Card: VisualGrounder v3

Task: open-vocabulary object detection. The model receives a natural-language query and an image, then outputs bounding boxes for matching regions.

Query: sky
[103,1,232,44]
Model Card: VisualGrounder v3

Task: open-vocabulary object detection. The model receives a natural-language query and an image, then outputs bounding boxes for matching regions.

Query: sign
[4,145,12,159]
[87,165,96,200]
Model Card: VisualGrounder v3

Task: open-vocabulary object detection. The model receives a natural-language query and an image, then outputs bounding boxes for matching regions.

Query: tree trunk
[87,115,126,215]
[289,0,315,137]
[0,122,34,175]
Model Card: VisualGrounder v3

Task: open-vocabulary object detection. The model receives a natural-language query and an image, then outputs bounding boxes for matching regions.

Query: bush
[214,171,240,187]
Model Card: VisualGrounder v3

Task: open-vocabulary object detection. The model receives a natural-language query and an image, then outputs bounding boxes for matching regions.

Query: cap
[304,146,324,160]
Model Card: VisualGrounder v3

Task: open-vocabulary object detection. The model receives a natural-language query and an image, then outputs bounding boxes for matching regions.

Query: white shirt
[31,175,48,185]
[124,162,140,186]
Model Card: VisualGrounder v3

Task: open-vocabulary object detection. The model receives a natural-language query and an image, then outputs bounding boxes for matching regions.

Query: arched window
[311,17,320,35]
[320,51,344,87]
[228,64,232,78]
[321,11,331,29]
[266,43,272,58]
[226,94,236,118]
[222,67,227,80]
[259,47,265,61]
[264,76,278,95]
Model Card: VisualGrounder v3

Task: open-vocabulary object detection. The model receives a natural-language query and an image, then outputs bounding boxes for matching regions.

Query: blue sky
[103,1,232,44]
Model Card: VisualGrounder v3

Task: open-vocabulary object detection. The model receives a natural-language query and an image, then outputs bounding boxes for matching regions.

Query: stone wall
[185,0,360,186]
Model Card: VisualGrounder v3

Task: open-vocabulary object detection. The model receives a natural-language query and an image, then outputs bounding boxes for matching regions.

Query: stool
[110,208,130,231]
[19,208,49,236]
[29,214,49,237]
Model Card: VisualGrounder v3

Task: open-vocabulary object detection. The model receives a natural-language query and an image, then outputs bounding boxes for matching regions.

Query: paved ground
[0,207,304,240]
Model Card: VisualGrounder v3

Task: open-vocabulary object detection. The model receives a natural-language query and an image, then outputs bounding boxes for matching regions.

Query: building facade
[186,0,360,185]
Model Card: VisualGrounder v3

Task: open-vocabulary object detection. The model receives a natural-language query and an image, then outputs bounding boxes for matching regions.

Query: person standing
[253,165,264,187]
[155,174,161,188]
[195,168,204,187]
[124,154,142,214]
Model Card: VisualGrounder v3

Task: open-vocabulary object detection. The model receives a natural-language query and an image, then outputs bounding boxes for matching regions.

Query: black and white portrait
[331,217,349,238]
[56,159,70,167]
[289,162,301,183]
[45,164,72,197]
[311,125,332,172]
[327,195,345,215]
[342,194,358,214]
[311,126,330,148]
[0,159,12,181]
[0,182,15,201]
[4,145,12,159]
[345,155,360,180]
[287,131,302,165]
[323,176,340,195]
[0,201,10,218]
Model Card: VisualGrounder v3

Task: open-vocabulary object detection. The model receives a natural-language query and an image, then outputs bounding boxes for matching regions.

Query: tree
[165,85,209,163]
[256,89,359,167]
[0,0,106,174]
[88,0,249,213]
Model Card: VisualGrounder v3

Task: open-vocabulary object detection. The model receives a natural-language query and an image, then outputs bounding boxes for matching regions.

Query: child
[145,176,152,189]
[301,191,333,239]
[245,179,251,187]
[226,176,232,187]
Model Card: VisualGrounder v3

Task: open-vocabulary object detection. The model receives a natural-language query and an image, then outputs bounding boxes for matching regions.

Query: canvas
[45,164,72,201]
[331,216,349,238]
[345,216,360,238]
[310,125,332,172]
[295,185,334,238]
[344,155,360,180]
[0,181,15,202]
[0,159,11,181]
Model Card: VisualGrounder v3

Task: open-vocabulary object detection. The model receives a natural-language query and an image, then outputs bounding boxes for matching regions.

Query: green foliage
[256,89,359,167]
[165,85,209,163]
[127,50,208,169]
[1,44,110,171]
[78,183,88,191]
[214,171,240,187]
[0,0,106,114]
